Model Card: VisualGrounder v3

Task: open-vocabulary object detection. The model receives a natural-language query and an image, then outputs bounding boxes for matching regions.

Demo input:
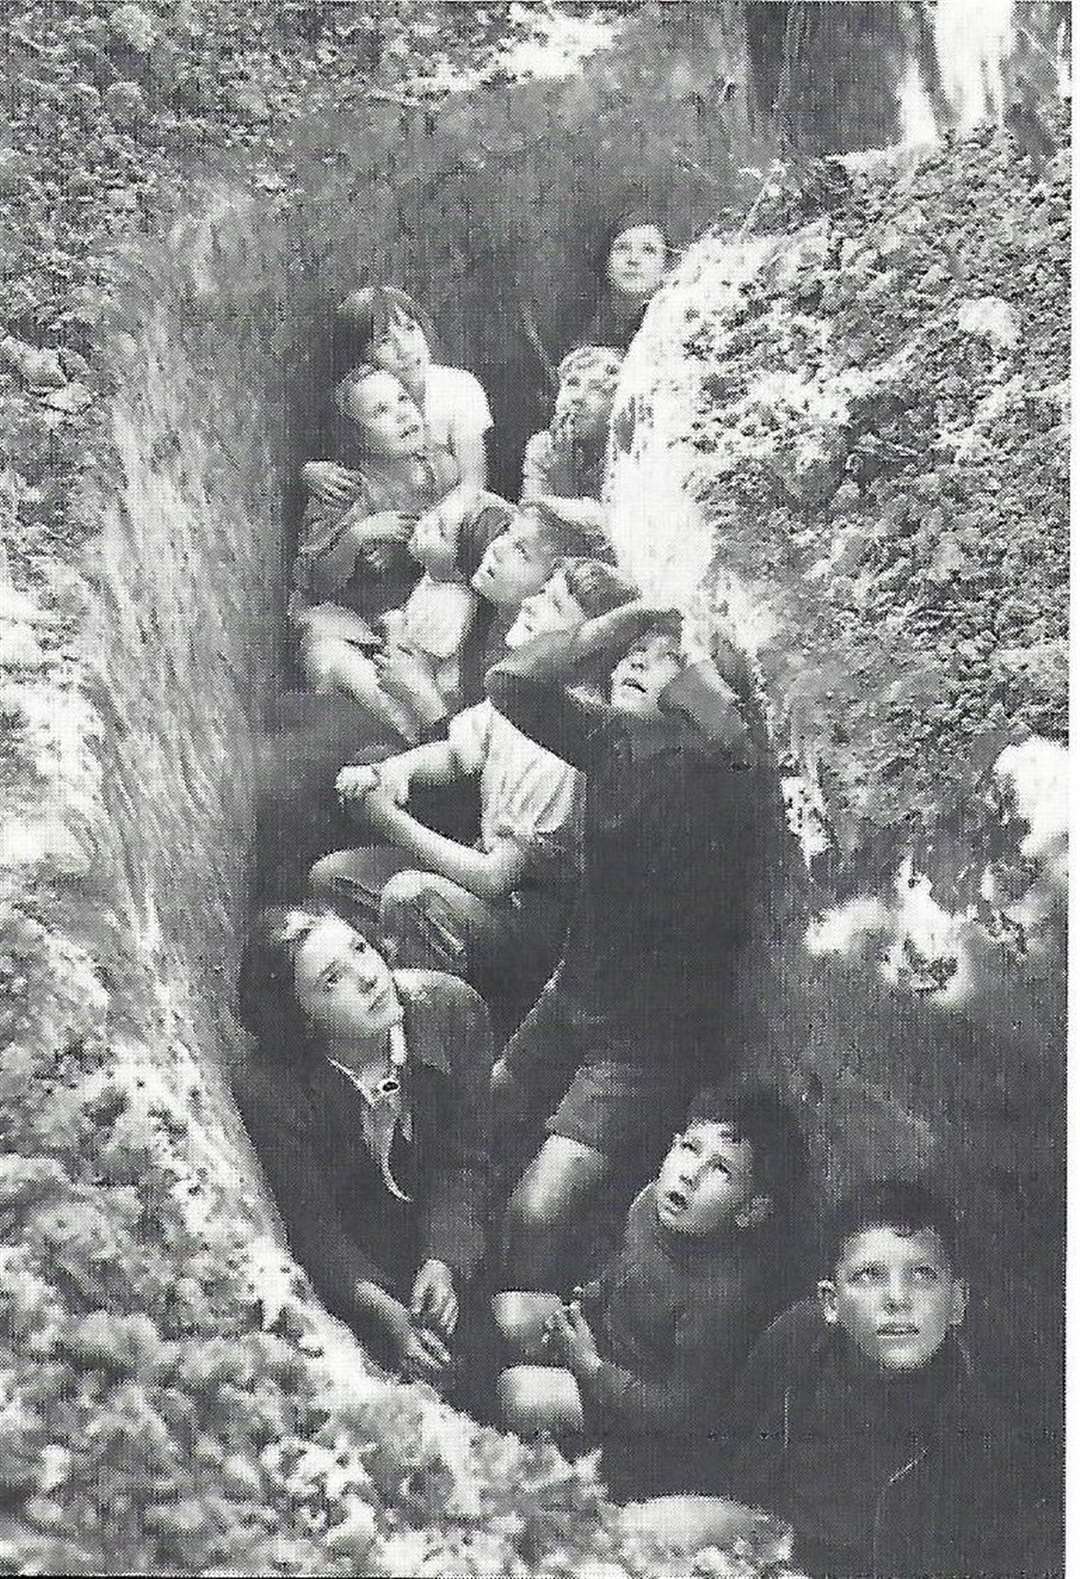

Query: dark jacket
[709,1298,1024,1579]
[577,1183,774,1499]
[233,971,490,1335]
[487,629,789,1066]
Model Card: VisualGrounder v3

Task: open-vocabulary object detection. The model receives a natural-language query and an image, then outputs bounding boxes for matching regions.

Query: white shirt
[448,699,582,878]
[424,364,493,481]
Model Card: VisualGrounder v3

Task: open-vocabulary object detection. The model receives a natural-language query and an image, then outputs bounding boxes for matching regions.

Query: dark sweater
[233,971,490,1337]
[578,1183,773,1498]
[487,631,785,1065]
[707,1298,1024,1579]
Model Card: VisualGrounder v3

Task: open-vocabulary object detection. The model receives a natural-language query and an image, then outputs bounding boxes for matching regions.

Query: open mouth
[877,1324,919,1338]
[661,1188,688,1212]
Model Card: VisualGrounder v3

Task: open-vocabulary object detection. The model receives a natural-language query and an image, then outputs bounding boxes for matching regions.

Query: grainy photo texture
[0,2,1067,1575]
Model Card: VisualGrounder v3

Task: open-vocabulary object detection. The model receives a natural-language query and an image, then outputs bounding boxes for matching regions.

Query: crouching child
[495,1083,806,1501]
[633,1178,1026,1578]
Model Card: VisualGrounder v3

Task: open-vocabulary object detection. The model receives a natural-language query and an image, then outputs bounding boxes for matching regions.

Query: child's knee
[309,850,346,899]
[380,868,440,924]
[497,1364,583,1436]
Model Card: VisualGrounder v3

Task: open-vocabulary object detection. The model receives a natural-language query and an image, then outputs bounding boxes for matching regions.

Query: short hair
[555,556,635,620]
[332,285,439,378]
[515,502,594,562]
[556,345,624,394]
[630,607,684,649]
[825,1179,963,1274]
[686,1080,808,1210]
[456,497,517,579]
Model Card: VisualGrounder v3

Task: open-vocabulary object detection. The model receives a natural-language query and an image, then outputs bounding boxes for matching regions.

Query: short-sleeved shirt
[425,365,493,481]
[448,698,581,886]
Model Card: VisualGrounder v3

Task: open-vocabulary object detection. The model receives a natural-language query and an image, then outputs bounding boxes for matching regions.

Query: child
[495,1083,806,1501]
[520,346,624,538]
[661,1179,1024,1578]
[574,206,670,353]
[310,558,635,1013]
[489,605,800,1291]
[293,365,457,705]
[310,285,492,510]
[234,908,490,1391]
[332,492,511,743]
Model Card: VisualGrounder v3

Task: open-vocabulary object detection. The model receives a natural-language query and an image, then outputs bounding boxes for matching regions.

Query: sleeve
[416,978,492,1282]
[447,699,494,776]
[485,632,606,770]
[520,431,553,502]
[233,1068,393,1320]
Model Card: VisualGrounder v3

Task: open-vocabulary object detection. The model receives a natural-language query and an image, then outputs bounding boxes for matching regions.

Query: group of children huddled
[234,210,1023,1578]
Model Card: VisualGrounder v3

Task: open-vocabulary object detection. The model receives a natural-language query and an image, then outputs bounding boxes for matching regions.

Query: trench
[62,40,1064,1568]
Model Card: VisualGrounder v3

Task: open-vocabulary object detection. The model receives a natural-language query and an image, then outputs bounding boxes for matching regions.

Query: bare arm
[364,791,529,901]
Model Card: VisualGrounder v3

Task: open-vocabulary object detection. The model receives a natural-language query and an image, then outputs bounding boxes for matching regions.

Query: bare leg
[503,1135,610,1291]
[617,1497,794,1564]
[497,1364,584,1436]
[301,633,417,743]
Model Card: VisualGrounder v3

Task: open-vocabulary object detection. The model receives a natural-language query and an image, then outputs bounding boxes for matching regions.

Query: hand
[411,1259,459,1341]
[381,1296,452,1383]
[544,1300,601,1382]
[336,764,379,804]
[303,461,356,504]
[374,645,444,721]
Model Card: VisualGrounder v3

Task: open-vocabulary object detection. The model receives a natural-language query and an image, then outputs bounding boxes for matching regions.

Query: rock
[0,146,35,194]
[228,83,271,122]
[0,337,66,389]
[956,295,1020,351]
[104,80,146,126]
[108,3,156,53]
[42,383,93,416]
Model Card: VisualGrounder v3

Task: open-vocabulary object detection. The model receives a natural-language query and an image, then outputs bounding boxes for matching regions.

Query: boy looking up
[682,1178,1023,1578]
[488,603,797,1290]
[495,1083,806,1501]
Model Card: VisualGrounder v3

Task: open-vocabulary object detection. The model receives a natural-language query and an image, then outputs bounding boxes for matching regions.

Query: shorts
[503,976,697,1170]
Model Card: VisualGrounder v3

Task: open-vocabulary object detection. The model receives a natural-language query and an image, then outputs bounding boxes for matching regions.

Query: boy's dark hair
[517,502,594,561]
[456,497,516,580]
[826,1178,963,1274]
[686,1080,808,1211]
[633,607,684,647]
[332,285,440,381]
[588,200,670,279]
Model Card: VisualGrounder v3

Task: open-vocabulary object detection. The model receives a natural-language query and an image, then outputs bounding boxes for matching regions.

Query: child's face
[471,525,556,609]
[409,509,457,579]
[554,367,616,436]
[655,1122,763,1238]
[609,631,683,719]
[504,568,588,649]
[372,311,431,390]
[606,223,666,298]
[293,915,403,1044]
[345,370,425,459]
[819,1225,968,1372]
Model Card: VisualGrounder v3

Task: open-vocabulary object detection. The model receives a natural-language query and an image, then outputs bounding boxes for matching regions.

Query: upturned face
[655,1122,762,1238]
[554,365,617,436]
[609,631,683,719]
[408,508,457,579]
[343,369,425,459]
[819,1225,968,1372]
[505,568,588,649]
[372,311,431,390]
[293,915,402,1044]
[606,223,667,298]
[471,524,556,609]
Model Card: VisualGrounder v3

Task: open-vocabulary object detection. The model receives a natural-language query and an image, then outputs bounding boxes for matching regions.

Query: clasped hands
[390,1259,460,1384]
[541,1294,602,1383]
[336,755,411,834]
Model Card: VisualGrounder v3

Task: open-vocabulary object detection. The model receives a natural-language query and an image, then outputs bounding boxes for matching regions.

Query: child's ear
[817,1278,838,1324]
[735,1192,773,1230]
[948,1277,969,1328]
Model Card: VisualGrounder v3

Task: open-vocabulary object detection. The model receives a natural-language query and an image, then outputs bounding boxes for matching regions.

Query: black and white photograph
[0,2,1068,1574]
